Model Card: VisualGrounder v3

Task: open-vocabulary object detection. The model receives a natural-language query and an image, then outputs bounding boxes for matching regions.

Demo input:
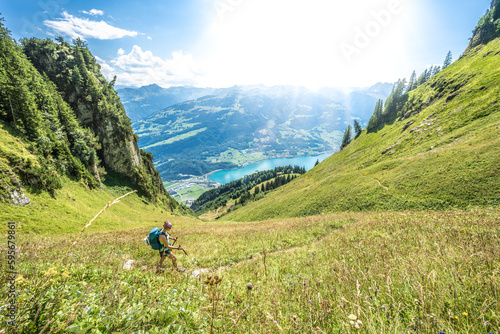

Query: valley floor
[2,207,499,333]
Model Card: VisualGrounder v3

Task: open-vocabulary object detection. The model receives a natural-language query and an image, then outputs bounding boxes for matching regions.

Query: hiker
[156,221,184,272]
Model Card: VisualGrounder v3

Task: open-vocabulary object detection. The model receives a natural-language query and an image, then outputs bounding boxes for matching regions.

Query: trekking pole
[178,245,189,256]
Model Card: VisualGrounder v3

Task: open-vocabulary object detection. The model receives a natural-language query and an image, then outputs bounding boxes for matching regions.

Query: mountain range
[116,85,218,122]
[121,83,393,181]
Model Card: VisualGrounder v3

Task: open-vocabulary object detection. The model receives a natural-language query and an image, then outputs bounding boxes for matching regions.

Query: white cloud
[94,56,115,79]
[96,46,206,87]
[44,11,138,40]
[81,9,104,16]
[118,48,125,56]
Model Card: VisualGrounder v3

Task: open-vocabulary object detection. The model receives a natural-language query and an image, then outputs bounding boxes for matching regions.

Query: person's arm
[162,230,178,242]
[159,234,182,250]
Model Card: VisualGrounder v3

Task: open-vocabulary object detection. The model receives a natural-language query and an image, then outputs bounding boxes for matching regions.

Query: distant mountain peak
[142,83,162,89]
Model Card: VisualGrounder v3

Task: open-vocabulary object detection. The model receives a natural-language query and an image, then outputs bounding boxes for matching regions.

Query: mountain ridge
[131,83,393,181]
[0,20,187,213]
[222,30,500,221]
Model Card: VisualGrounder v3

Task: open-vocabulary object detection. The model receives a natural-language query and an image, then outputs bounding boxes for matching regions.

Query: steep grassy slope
[223,39,500,222]
[0,119,191,234]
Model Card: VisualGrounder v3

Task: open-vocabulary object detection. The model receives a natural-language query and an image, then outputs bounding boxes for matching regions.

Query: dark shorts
[159,248,171,258]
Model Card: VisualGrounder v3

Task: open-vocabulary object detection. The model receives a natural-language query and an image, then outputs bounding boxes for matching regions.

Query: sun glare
[201,0,420,89]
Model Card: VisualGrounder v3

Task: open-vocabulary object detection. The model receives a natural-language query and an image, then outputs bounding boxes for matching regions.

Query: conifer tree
[443,51,453,69]
[426,66,434,81]
[340,125,352,150]
[353,119,362,137]
[407,70,417,92]
[417,69,428,86]
[367,99,384,131]
[432,65,441,76]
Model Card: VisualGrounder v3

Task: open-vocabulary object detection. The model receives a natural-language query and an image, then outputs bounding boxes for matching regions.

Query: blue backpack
[147,228,167,250]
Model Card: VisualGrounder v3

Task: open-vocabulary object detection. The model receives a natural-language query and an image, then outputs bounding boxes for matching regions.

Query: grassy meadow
[1,18,500,334]
[1,206,498,333]
[222,39,500,222]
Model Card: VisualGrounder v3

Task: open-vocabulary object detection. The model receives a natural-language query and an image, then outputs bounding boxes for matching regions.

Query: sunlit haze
[200,0,422,89]
[3,0,491,88]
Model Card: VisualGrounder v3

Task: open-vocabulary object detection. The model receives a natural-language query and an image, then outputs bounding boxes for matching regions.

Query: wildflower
[43,266,59,278]
[348,314,357,321]
[462,312,468,316]
[15,275,28,287]
[308,300,312,303]
[303,281,306,286]
[381,305,386,309]
[439,331,445,334]
[61,270,69,279]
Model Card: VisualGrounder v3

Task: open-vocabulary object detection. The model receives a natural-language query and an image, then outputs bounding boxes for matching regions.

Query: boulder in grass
[123,259,135,270]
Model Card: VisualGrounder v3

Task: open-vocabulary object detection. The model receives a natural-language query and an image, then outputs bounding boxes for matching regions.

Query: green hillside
[223,38,500,222]
[0,18,191,218]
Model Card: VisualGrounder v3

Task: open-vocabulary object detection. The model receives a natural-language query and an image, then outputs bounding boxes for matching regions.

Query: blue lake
[209,153,332,184]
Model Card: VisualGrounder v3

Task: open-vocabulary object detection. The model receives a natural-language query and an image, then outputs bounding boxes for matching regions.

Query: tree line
[192,165,305,215]
[339,51,453,151]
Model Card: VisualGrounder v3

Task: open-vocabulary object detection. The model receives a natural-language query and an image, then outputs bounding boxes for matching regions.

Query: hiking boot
[156,267,166,273]
[177,268,186,272]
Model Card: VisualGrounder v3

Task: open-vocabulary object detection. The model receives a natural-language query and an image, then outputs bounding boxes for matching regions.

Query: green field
[2,208,498,333]
[143,128,208,150]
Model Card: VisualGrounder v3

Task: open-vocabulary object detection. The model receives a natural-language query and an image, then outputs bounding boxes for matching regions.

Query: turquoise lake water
[209,153,332,184]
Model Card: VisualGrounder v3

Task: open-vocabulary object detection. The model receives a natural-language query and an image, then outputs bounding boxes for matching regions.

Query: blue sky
[1,0,492,88]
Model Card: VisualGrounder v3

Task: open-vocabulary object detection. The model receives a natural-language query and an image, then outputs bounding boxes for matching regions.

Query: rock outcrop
[464,0,500,53]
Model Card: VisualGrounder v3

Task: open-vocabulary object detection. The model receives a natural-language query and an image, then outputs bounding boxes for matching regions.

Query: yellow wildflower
[61,269,69,279]
[15,275,28,287]
[462,312,468,316]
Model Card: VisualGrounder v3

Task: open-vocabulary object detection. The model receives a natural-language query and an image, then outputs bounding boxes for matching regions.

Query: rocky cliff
[0,25,182,211]
[22,38,143,180]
